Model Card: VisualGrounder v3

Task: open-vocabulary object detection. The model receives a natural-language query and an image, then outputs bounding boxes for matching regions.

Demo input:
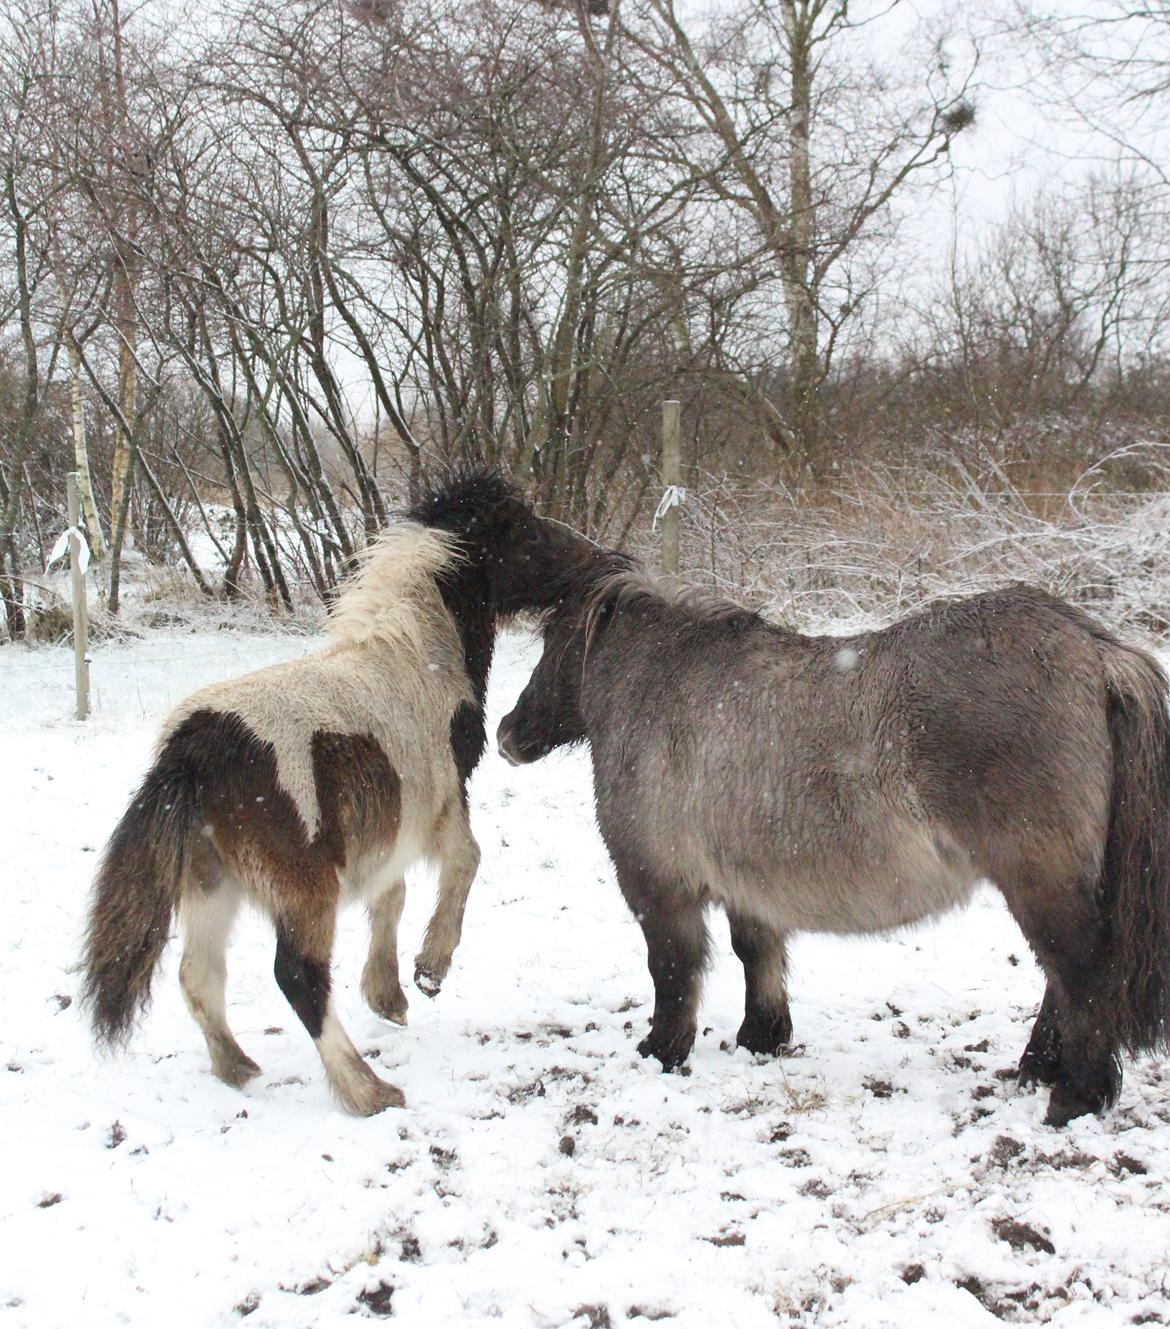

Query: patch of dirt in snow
[1,630,1169,1329]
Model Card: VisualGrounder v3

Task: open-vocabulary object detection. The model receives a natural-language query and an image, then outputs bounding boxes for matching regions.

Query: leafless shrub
[660,440,1170,640]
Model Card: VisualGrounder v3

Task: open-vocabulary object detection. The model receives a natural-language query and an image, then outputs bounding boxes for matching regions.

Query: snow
[1,625,1168,1329]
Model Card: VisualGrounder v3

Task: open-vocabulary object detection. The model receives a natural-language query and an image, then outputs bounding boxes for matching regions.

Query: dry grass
[657,442,1170,641]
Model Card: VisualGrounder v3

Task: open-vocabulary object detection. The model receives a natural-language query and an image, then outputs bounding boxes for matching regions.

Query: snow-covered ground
[1,625,1168,1329]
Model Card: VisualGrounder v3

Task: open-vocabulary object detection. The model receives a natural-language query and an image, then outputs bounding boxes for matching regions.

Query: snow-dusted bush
[663,442,1170,640]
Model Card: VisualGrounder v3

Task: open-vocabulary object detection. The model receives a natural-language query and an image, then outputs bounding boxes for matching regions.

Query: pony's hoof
[339,1074,406,1117]
[736,1014,793,1057]
[1043,1063,1119,1127]
[413,964,443,998]
[636,1029,694,1071]
[213,1051,262,1089]
[363,982,409,1026]
[1043,1086,1099,1128]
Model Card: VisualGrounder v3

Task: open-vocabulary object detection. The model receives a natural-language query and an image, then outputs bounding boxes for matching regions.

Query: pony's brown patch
[175,712,402,903]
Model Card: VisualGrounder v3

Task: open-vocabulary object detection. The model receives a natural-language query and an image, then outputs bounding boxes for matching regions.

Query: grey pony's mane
[549,556,765,659]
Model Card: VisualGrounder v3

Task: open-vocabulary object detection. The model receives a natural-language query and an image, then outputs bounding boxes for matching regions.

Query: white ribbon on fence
[652,484,687,532]
[46,526,91,576]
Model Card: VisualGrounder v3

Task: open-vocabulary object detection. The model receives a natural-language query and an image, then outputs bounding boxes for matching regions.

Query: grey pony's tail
[1096,641,1170,1056]
[81,760,196,1046]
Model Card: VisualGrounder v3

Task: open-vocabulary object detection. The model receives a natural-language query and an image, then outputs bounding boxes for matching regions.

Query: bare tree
[619,0,977,463]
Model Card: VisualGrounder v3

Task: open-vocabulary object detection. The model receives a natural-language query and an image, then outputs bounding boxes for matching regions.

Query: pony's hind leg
[1004,876,1119,1126]
[179,875,260,1089]
[362,880,409,1025]
[414,802,481,996]
[273,887,404,1116]
[726,910,793,1056]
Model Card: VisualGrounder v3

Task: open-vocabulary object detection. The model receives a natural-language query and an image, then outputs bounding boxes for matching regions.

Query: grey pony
[499,559,1170,1126]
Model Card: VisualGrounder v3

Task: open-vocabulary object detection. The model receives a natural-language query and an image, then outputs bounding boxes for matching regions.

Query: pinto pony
[498,559,1170,1125]
[83,474,586,1115]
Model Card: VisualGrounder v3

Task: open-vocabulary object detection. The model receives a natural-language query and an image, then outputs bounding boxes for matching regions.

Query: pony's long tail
[81,759,196,1046]
[1098,642,1170,1055]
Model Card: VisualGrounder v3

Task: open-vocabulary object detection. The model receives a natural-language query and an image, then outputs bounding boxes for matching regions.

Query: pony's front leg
[274,888,404,1116]
[1017,984,1062,1088]
[414,803,481,996]
[727,909,793,1056]
[362,881,409,1025]
[618,862,710,1070]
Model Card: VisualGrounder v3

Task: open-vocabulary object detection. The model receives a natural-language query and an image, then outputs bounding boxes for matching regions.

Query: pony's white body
[163,527,469,848]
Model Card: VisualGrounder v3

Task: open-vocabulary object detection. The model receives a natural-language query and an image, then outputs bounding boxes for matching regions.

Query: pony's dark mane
[405,470,521,534]
[402,472,523,786]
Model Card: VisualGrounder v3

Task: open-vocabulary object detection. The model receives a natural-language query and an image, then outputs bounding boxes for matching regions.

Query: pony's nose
[497,719,524,766]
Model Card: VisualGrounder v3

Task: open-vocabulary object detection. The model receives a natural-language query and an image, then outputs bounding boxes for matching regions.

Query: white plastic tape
[652,484,686,532]
[46,526,91,575]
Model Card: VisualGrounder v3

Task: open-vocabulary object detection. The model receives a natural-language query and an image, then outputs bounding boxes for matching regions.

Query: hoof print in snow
[356,1281,394,1317]
[1035,1148,1095,1172]
[798,1178,832,1199]
[992,1217,1056,1256]
[1112,1152,1148,1177]
[506,1078,546,1105]
[704,1230,745,1247]
[954,1275,1055,1318]
[233,1293,260,1317]
[901,1264,926,1285]
[429,1143,457,1171]
[988,1135,1025,1168]
[572,1305,612,1329]
[559,1135,576,1157]
[568,1104,599,1127]
[863,1076,893,1098]
[296,1278,330,1295]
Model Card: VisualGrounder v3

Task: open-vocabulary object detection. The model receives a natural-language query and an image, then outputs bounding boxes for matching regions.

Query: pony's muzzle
[496,716,526,766]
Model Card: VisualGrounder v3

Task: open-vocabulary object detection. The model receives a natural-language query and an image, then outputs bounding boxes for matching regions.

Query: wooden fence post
[661,400,681,575]
[67,471,90,720]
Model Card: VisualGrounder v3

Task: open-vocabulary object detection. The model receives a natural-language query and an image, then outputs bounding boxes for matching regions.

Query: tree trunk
[780,0,819,460]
